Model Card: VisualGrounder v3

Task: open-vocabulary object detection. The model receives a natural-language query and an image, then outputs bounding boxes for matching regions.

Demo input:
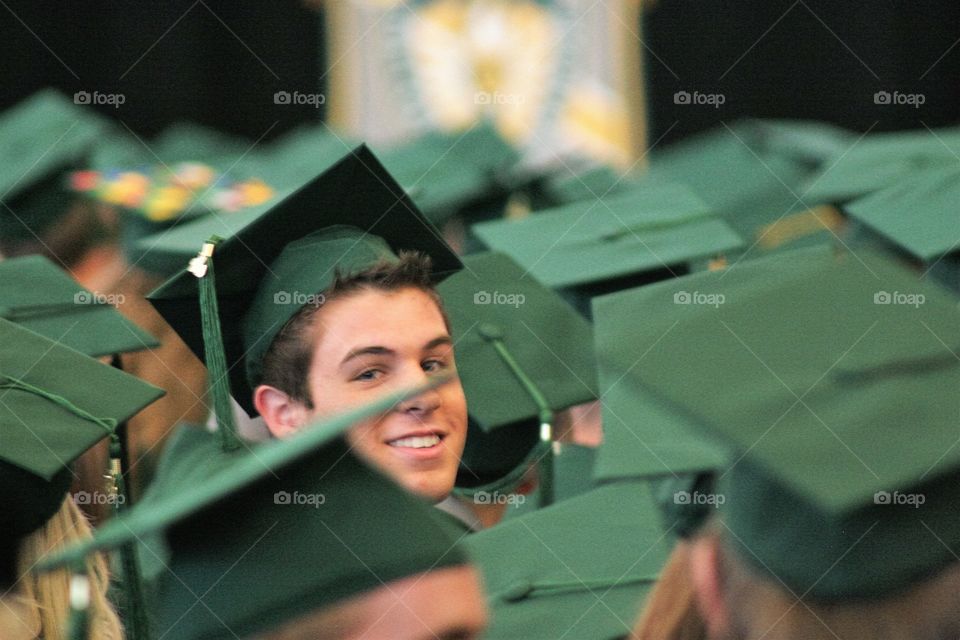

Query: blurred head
[254,253,468,503]
[258,564,487,640]
[689,525,960,640]
[631,539,706,640]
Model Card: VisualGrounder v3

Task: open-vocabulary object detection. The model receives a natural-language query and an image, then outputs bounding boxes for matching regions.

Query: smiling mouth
[387,434,443,449]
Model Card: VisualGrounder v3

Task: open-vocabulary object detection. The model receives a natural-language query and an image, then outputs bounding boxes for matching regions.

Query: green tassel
[478,323,556,508]
[189,237,240,451]
[109,441,151,640]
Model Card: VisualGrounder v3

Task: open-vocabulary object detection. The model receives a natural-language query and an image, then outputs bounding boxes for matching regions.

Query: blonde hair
[709,528,960,640]
[13,496,124,640]
[631,539,706,640]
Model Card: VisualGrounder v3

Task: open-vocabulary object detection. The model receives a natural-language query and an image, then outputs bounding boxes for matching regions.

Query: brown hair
[257,251,447,407]
[702,527,960,640]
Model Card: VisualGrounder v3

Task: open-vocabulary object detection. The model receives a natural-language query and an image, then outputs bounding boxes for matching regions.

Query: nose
[395,368,443,417]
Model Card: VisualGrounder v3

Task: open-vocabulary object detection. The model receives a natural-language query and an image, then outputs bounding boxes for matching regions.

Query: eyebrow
[339,335,453,368]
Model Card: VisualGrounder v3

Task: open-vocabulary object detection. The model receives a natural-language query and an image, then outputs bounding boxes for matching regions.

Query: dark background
[1,1,958,147]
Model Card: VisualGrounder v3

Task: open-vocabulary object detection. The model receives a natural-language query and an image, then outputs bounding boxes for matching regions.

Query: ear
[689,534,732,639]
[254,384,310,438]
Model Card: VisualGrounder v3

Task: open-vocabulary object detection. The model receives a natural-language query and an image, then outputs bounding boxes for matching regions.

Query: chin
[397,469,455,504]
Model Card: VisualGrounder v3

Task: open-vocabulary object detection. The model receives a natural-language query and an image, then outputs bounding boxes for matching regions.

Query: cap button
[501,580,534,602]
[478,323,504,341]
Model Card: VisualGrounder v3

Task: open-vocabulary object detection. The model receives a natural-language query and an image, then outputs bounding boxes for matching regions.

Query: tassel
[189,237,240,451]
[478,323,556,508]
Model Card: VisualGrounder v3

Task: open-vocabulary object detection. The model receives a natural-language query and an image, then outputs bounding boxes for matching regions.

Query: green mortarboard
[0,318,163,584]
[0,88,110,240]
[465,480,670,640]
[591,284,727,481]
[537,165,632,209]
[608,243,960,600]
[91,121,252,171]
[472,182,743,295]
[377,123,521,224]
[645,120,847,259]
[39,381,469,640]
[0,254,158,356]
[802,125,960,205]
[251,123,358,188]
[148,145,462,418]
[843,165,960,263]
[437,252,597,494]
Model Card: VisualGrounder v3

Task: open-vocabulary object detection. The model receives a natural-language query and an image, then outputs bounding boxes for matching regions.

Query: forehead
[309,287,450,356]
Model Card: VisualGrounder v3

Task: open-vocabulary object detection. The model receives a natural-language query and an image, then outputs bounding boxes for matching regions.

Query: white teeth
[388,435,441,449]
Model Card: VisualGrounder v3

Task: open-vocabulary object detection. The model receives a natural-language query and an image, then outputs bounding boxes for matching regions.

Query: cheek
[343,418,384,455]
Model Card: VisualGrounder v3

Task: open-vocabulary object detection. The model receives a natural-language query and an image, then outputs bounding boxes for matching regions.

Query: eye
[422,358,448,373]
[353,368,383,382]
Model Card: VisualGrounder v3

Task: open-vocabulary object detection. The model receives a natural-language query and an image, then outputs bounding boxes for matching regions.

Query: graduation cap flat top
[40,381,467,640]
[592,286,727,481]
[465,480,670,640]
[803,125,960,205]
[0,255,158,356]
[616,243,960,599]
[0,318,164,482]
[377,123,520,223]
[472,182,743,289]
[0,88,109,200]
[843,165,960,262]
[438,251,597,431]
[148,144,462,416]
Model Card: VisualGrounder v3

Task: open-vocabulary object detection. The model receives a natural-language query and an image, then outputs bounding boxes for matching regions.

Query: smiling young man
[147,146,468,503]
[253,252,468,502]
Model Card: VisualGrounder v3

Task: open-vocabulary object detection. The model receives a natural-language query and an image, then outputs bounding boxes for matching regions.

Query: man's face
[303,287,468,503]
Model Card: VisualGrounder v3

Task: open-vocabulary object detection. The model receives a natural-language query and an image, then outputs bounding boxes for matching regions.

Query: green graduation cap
[437,252,597,500]
[0,254,158,356]
[644,119,848,259]
[536,165,632,209]
[465,479,671,640]
[591,281,728,482]
[38,380,470,640]
[802,125,960,206]
[251,123,359,188]
[147,144,462,427]
[0,318,163,586]
[612,242,960,600]
[843,164,960,263]
[472,181,743,299]
[843,165,960,291]
[376,123,521,224]
[0,88,111,242]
